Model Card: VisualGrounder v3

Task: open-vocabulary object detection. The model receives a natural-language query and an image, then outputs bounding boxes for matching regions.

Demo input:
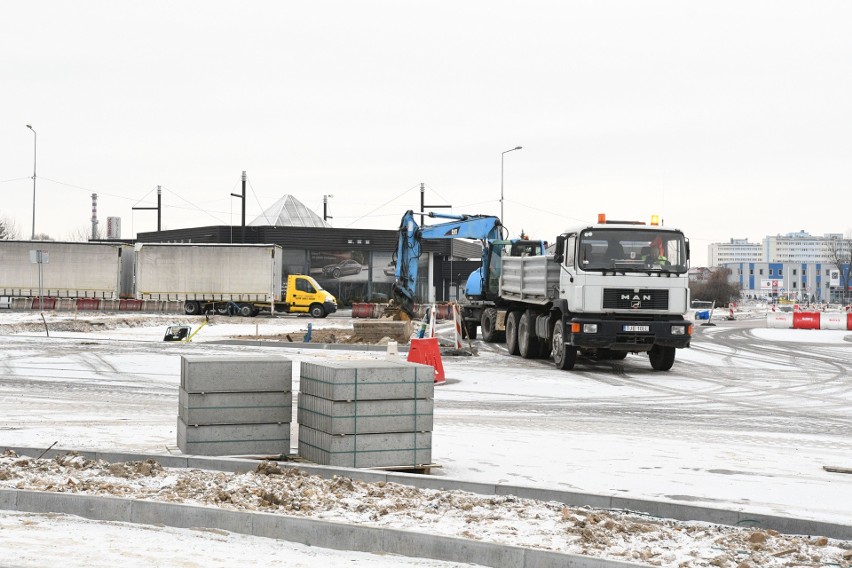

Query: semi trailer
[0,240,134,299]
[135,243,337,317]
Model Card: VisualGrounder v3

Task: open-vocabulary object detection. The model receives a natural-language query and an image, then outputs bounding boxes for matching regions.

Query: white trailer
[134,243,284,316]
[0,240,134,299]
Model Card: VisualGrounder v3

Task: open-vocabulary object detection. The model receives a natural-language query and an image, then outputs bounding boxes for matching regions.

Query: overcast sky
[2,1,851,266]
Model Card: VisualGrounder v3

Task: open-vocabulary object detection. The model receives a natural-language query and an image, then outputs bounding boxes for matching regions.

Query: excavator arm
[390,210,503,319]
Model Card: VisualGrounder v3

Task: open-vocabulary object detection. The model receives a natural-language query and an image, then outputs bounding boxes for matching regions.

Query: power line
[344,183,421,228]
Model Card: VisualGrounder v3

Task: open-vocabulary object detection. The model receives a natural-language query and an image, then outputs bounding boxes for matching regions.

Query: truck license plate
[623,325,650,332]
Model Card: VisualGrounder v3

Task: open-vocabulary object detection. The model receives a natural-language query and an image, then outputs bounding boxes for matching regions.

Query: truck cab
[548,220,692,369]
[280,274,337,318]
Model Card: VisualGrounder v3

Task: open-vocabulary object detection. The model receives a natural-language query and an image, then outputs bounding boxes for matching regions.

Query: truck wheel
[215,304,229,315]
[462,321,478,340]
[552,320,577,370]
[480,308,503,343]
[238,303,254,317]
[649,345,676,371]
[184,301,201,315]
[505,311,521,356]
[518,310,542,359]
[309,304,325,318]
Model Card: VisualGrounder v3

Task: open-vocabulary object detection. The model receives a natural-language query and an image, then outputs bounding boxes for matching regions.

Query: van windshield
[577,229,688,274]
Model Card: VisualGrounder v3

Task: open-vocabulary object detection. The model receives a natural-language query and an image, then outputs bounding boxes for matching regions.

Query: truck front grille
[603,289,669,310]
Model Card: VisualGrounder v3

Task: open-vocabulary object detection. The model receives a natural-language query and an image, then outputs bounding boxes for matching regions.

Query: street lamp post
[500,146,522,224]
[26,124,37,240]
[323,194,334,222]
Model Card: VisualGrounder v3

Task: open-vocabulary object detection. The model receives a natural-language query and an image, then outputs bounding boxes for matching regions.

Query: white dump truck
[135,243,337,317]
[494,215,693,371]
[0,240,134,299]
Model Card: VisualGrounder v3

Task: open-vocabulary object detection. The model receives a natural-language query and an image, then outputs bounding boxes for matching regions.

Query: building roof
[248,195,330,228]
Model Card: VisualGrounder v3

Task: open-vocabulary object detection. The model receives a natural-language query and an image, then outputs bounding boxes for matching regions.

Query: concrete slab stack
[177,356,292,456]
[298,360,434,468]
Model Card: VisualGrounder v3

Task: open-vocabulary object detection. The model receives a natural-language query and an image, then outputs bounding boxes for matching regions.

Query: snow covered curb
[7,446,852,542]
[0,489,640,568]
[2,449,851,567]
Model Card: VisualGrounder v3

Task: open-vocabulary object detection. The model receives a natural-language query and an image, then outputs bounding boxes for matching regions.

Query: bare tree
[689,267,740,306]
[0,216,19,240]
[826,236,852,304]
[32,233,54,241]
[65,227,101,242]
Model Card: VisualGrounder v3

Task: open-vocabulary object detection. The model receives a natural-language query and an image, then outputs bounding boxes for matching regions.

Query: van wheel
[552,320,577,370]
[310,304,325,318]
[184,301,201,315]
[505,310,521,356]
[518,310,541,359]
[649,345,676,371]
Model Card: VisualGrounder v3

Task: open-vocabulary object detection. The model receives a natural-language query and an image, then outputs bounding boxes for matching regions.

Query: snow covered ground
[0,307,851,566]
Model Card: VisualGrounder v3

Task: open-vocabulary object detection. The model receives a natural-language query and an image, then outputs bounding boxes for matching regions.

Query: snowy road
[1,311,851,565]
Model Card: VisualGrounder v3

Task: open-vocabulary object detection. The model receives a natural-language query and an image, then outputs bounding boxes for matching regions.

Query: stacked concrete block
[177,356,292,456]
[298,360,434,468]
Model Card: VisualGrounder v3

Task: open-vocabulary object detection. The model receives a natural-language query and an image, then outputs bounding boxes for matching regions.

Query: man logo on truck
[622,293,651,309]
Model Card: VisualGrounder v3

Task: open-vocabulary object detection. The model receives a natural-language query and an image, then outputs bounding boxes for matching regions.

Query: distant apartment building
[764,231,850,263]
[711,231,851,303]
[722,262,839,302]
[707,238,763,266]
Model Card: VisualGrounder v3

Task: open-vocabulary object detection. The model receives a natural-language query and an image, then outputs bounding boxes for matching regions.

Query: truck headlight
[671,325,686,335]
[583,323,598,334]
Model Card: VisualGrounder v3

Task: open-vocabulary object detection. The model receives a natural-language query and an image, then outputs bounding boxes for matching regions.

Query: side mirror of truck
[553,235,565,263]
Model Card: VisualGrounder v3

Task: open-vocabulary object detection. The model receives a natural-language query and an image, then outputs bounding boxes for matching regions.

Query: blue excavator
[389,210,545,341]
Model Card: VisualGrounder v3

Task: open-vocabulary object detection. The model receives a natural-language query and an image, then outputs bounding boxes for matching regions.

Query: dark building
[135,224,483,306]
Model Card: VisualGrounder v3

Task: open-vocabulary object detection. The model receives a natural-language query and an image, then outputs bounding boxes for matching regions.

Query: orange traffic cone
[407,337,445,384]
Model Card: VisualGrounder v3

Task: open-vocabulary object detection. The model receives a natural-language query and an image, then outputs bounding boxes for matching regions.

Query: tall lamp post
[323,194,334,222]
[26,124,37,240]
[500,145,522,225]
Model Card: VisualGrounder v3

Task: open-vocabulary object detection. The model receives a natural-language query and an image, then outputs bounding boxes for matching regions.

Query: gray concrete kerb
[0,489,643,568]
[7,445,852,542]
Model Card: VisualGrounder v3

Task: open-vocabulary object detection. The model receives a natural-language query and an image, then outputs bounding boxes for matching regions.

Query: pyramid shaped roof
[249,195,331,228]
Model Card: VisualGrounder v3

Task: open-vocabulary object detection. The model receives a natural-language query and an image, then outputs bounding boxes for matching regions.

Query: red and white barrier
[766,311,852,330]
[766,312,793,328]
[452,304,463,349]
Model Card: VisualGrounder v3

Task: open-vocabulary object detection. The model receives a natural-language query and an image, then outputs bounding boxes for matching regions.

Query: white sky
[2,1,851,266]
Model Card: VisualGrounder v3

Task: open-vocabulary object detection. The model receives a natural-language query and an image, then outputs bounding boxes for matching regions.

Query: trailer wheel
[184,301,201,315]
[238,303,254,317]
[518,310,542,359]
[552,320,577,370]
[480,308,503,343]
[215,304,229,315]
[309,304,325,318]
[648,345,676,371]
[505,310,521,356]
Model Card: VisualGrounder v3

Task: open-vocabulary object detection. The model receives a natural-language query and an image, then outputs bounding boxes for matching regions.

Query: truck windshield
[577,229,688,274]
